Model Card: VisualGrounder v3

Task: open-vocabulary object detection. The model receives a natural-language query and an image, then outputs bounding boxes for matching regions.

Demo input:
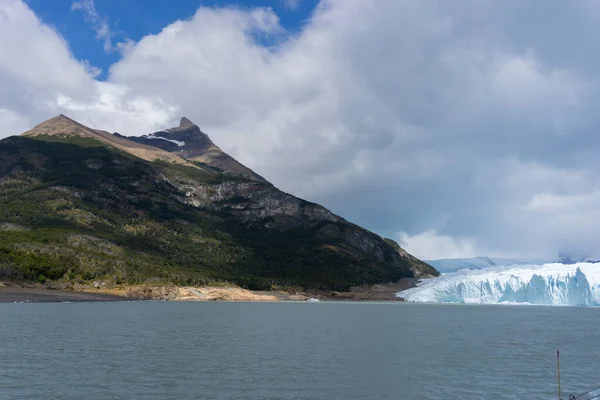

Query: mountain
[425,256,552,273]
[557,252,600,265]
[425,257,497,273]
[0,115,437,290]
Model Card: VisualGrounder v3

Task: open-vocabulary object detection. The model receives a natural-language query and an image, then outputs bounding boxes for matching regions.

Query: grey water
[0,302,598,400]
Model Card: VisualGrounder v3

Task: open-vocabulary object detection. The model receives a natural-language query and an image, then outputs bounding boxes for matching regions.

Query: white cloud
[527,192,600,214]
[4,0,600,260]
[0,0,96,134]
[50,82,178,134]
[282,0,301,11]
[0,108,29,136]
[80,59,102,78]
[115,38,135,56]
[397,230,478,260]
[0,0,176,136]
[71,0,124,53]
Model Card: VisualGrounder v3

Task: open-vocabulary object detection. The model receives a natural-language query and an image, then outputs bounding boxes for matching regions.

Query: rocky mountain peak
[160,117,208,142]
[21,114,93,137]
[116,117,269,182]
[179,117,195,128]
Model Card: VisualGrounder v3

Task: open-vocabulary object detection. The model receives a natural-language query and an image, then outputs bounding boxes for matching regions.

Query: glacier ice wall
[397,263,600,306]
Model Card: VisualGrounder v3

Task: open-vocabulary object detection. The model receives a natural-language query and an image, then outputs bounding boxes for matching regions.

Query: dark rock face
[114,132,181,152]
[161,172,438,280]
[118,118,268,182]
[114,118,210,155]
[179,117,195,128]
[148,118,214,156]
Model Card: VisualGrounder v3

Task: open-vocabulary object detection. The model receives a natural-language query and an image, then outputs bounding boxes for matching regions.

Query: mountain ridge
[22,114,199,168]
[0,114,437,290]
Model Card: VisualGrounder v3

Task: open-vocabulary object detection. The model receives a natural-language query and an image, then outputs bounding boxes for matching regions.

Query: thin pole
[557,350,561,400]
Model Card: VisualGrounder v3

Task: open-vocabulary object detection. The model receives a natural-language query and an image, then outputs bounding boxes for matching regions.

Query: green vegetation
[30,134,108,148]
[0,135,435,290]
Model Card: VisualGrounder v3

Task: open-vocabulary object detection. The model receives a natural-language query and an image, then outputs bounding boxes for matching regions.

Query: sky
[1,0,600,261]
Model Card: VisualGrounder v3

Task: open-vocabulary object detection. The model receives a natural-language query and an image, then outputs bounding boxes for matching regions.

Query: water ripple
[0,302,598,400]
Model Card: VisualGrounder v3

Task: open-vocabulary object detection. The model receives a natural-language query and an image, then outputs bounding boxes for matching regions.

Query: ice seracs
[397,262,600,306]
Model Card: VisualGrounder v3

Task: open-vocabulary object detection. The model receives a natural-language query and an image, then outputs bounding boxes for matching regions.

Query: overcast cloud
[1,0,600,260]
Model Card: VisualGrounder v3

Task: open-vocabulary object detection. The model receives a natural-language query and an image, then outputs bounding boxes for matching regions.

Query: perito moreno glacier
[397,263,600,306]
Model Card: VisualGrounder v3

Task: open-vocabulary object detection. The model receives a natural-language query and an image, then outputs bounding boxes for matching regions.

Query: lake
[0,302,598,399]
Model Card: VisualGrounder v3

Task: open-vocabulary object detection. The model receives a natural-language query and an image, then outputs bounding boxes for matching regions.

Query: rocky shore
[0,282,126,303]
[0,279,420,303]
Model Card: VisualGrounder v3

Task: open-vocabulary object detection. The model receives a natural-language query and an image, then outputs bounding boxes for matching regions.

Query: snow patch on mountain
[143,134,185,147]
[397,263,600,306]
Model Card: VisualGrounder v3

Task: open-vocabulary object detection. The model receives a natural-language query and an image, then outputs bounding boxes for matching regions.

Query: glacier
[397,263,600,306]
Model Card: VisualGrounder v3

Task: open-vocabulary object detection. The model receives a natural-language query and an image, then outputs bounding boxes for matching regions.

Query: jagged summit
[178,117,195,128]
[159,117,211,142]
[123,117,269,182]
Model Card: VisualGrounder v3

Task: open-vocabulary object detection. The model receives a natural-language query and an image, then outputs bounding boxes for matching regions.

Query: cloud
[398,230,478,260]
[0,0,176,136]
[0,0,96,133]
[282,0,301,11]
[71,0,132,54]
[80,59,102,78]
[4,0,600,260]
[71,0,113,52]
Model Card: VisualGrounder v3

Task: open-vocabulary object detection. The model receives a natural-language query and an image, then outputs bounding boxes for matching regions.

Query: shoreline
[0,279,419,304]
[0,285,127,303]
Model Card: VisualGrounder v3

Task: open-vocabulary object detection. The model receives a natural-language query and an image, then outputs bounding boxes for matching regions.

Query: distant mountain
[0,115,437,290]
[557,252,600,265]
[425,256,550,273]
[425,257,496,273]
